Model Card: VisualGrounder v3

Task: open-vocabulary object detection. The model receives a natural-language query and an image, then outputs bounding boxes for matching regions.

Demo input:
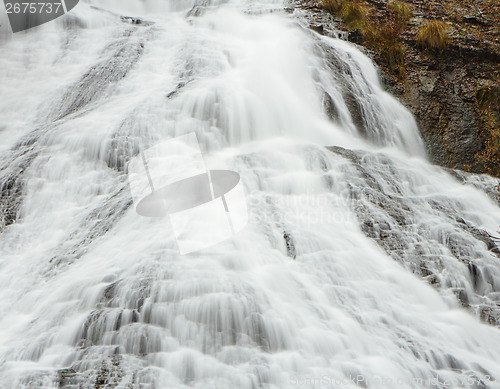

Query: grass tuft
[476,86,500,109]
[320,0,409,78]
[341,2,369,29]
[363,24,406,74]
[321,0,344,13]
[416,20,450,49]
[388,1,412,23]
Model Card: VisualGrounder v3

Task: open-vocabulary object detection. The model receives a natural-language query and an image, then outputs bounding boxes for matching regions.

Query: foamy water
[0,1,499,388]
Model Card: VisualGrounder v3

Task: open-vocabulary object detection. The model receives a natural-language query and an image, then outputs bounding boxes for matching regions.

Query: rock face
[402,65,484,172]
[296,0,500,178]
[393,23,499,176]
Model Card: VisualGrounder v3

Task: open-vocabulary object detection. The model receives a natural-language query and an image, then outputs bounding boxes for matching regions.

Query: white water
[0,0,499,388]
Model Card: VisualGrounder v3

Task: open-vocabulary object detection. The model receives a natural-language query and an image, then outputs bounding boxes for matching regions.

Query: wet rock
[0,144,40,232]
[283,232,297,259]
[47,182,133,271]
[347,28,363,44]
[463,16,491,26]
[51,30,147,121]
[322,91,338,121]
[121,16,154,26]
[310,24,324,34]
[328,145,500,326]
[58,368,79,387]
[166,80,191,99]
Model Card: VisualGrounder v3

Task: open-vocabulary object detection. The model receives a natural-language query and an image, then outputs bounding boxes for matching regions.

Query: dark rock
[58,368,79,387]
[166,81,191,99]
[310,24,324,34]
[347,28,363,44]
[463,16,491,26]
[121,16,154,26]
[322,91,338,121]
[283,232,297,259]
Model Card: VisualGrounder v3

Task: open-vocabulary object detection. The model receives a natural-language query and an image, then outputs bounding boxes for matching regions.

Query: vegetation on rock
[416,20,450,49]
[340,2,369,29]
[475,86,500,175]
[309,0,500,179]
[321,0,343,13]
[388,1,412,24]
[320,0,412,77]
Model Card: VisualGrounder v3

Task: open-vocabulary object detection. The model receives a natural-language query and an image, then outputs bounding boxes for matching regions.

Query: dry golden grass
[363,24,406,74]
[416,20,450,49]
[388,1,412,23]
[320,0,408,77]
[321,0,344,13]
[476,86,500,109]
[341,2,370,29]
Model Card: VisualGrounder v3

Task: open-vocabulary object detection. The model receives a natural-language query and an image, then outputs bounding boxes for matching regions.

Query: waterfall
[1,0,500,388]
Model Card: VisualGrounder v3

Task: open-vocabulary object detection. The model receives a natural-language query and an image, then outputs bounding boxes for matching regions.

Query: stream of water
[1,1,500,388]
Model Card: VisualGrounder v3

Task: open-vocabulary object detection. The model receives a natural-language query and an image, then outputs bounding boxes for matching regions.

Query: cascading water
[1,0,500,388]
